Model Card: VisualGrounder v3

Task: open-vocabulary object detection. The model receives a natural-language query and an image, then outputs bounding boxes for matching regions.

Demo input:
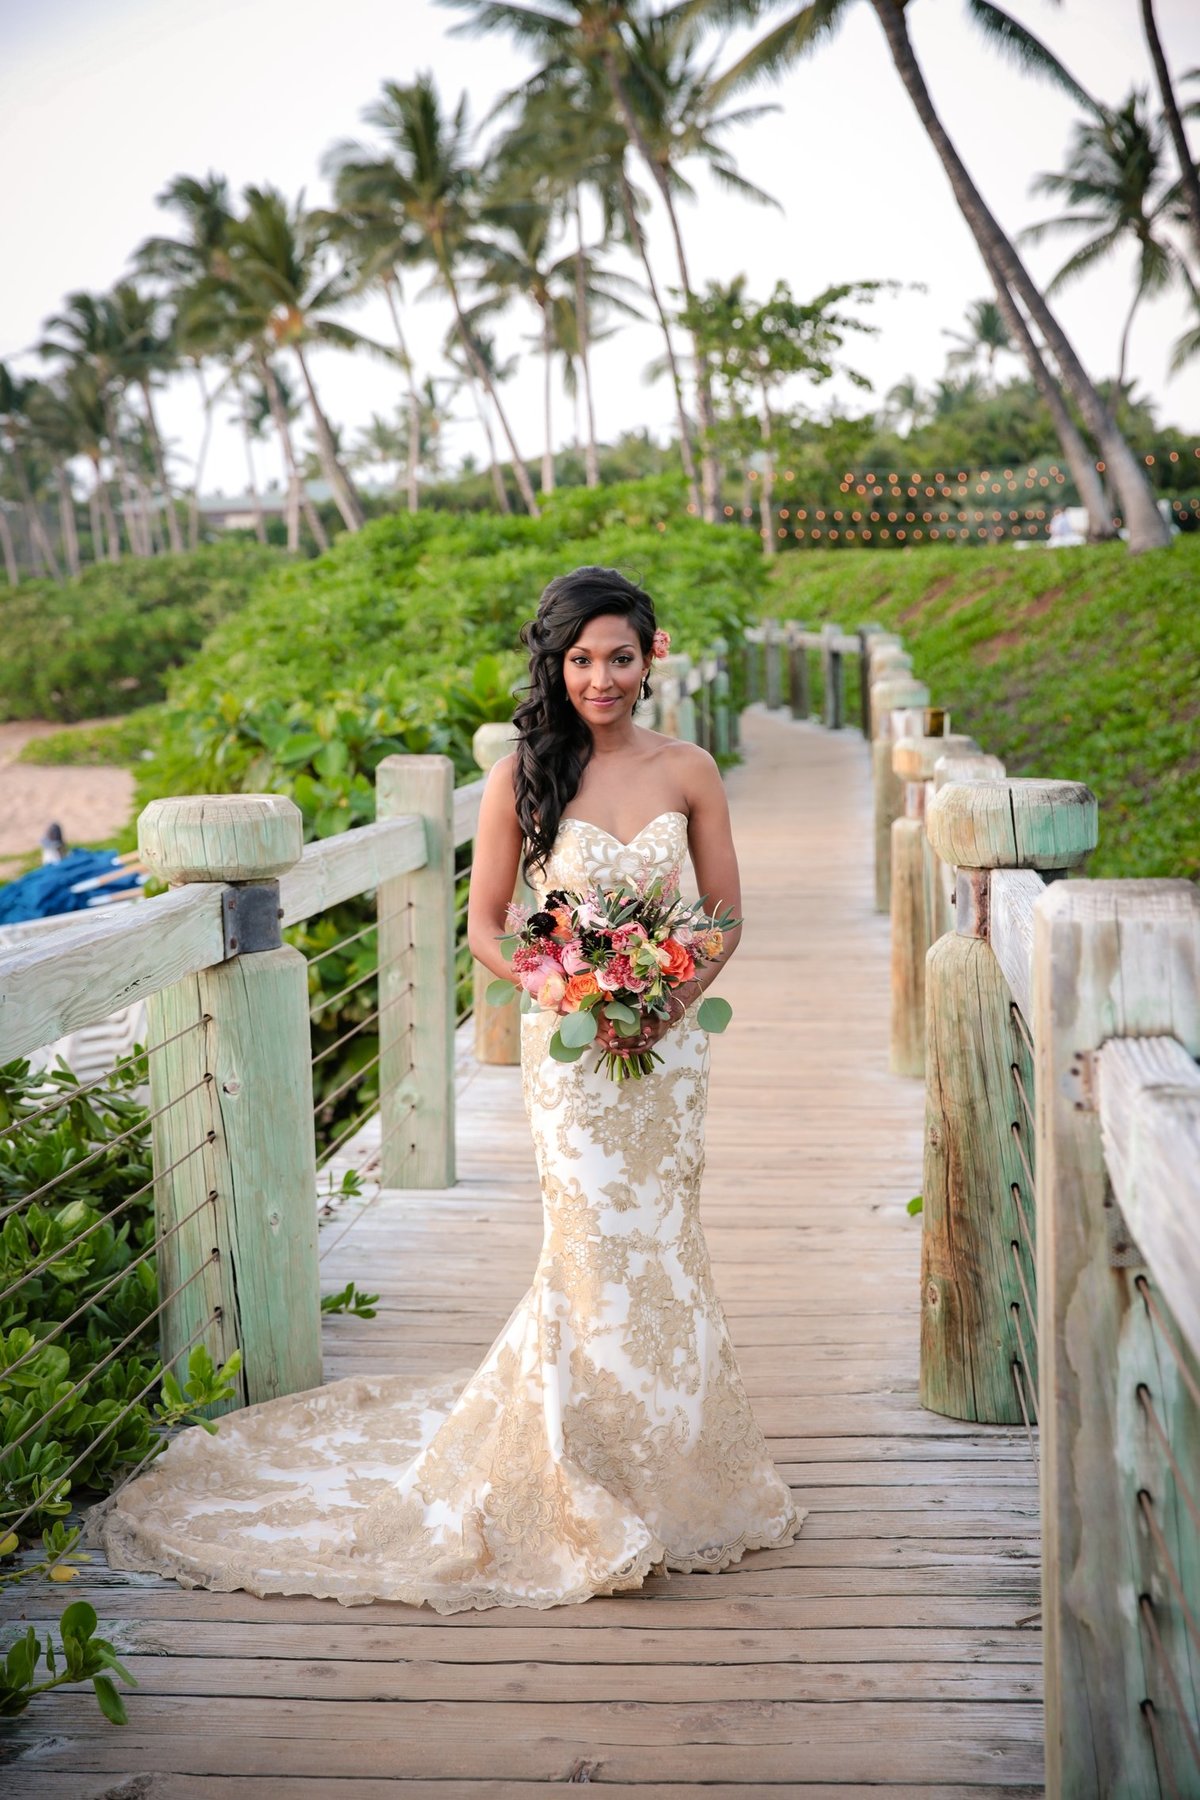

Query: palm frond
[966,2,1101,117]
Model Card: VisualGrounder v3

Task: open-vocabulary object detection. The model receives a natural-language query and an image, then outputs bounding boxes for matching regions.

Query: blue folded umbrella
[0,850,142,924]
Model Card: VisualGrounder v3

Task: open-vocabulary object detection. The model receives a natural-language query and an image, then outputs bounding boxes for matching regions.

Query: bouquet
[487,876,739,1082]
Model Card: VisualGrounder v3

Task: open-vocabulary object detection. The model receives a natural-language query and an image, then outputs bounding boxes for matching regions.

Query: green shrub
[0,543,284,723]
[767,536,1200,881]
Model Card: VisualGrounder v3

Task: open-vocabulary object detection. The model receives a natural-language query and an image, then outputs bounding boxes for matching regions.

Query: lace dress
[96,810,803,1611]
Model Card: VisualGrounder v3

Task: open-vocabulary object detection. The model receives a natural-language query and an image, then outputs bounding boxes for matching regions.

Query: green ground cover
[767,536,1200,882]
[0,544,283,724]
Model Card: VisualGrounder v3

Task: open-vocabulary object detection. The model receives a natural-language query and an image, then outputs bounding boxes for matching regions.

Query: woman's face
[561,612,651,728]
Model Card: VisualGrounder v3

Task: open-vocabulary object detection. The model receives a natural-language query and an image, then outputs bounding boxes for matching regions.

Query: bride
[97,565,803,1612]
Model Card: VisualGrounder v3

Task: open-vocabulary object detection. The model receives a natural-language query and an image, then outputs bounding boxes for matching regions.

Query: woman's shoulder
[638,729,720,781]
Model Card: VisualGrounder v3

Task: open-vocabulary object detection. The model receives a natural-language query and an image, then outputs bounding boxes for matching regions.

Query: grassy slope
[766,537,1200,881]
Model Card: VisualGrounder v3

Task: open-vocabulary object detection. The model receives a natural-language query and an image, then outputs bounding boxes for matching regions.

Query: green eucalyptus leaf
[547,1033,585,1063]
[558,1010,598,1048]
[486,978,516,1006]
[697,996,733,1034]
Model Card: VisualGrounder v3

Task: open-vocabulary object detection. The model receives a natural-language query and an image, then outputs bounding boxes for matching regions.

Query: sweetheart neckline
[558,809,689,850]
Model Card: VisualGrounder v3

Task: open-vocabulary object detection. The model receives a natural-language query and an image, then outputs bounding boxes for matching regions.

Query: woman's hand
[593,981,701,1056]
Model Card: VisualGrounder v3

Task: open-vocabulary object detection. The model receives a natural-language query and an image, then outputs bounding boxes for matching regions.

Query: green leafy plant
[321,1282,380,1319]
[0,1600,137,1723]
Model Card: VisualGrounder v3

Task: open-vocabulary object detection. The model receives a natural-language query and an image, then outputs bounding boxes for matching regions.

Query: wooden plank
[0,708,1045,1794]
[1097,1033,1200,1363]
[988,868,1044,1023]
[453,775,486,848]
[0,881,222,1062]
[1034,878,1200,1796]
[12,1783,1048,1800]
[279,815,425,925]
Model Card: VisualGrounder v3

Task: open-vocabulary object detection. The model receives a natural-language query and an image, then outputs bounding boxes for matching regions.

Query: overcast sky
[3,0,1199,496]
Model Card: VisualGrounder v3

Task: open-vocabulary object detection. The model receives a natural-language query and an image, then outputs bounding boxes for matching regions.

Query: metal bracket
[222,880,283,959]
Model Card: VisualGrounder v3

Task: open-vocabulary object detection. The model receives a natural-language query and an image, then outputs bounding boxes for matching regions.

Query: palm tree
[0,365,62,580]
[327,75,542,517]
[39,292,156,556]
[884,373,926,434]
[699,0,1170,550]
[1138,0,1200,269]
[136,173,238,547]
[503,67,703,508]
[442,1,778,522]
[1024,93,1180,388]
[218,186,370,534]
[943,298,1013,389]
[445,323,519,513]
[107,281,185,552]
[314,181,428,516]
[24,378,84,576]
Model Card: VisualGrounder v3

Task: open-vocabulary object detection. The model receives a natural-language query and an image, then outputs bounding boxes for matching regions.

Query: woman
[97,566,802,1612]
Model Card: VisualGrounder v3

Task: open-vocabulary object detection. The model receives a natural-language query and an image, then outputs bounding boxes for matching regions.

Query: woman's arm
[466,754,526,984]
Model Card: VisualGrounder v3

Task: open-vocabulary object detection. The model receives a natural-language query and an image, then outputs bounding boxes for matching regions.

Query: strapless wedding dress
[96,811,803,1611]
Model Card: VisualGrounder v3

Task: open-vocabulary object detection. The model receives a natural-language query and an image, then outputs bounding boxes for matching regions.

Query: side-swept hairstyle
[512,566,657,879]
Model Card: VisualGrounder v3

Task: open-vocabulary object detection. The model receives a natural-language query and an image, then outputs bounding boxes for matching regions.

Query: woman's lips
[587,696,619,706]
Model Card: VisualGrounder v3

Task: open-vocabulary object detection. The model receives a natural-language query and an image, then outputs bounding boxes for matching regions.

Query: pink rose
[560,938,590,975]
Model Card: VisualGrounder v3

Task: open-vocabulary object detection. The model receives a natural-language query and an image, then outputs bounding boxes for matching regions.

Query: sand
[0,720,135,882]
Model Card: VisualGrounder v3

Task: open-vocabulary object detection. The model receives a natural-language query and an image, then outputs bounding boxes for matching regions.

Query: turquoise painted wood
[141,794,322,1412]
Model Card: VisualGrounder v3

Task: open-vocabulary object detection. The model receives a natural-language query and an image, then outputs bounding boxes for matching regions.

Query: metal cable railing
[0,1035,223,1549]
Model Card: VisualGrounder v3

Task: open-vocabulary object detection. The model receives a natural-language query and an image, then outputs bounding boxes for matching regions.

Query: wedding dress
[97,810,803,1612]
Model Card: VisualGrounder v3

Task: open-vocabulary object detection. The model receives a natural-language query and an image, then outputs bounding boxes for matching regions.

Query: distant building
[197,481,335,531]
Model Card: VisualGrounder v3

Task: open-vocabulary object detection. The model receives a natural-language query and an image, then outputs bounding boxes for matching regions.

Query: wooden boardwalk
[2,707,1043,1796]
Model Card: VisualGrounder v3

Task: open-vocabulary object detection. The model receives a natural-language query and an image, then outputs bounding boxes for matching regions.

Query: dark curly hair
[513,566,658,879]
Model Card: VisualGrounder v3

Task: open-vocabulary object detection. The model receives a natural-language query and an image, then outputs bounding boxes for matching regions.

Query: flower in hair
[651,628,671,661]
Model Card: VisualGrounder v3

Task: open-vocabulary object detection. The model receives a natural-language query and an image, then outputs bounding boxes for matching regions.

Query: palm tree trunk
[573,190,600,489]
[234,374,268,545]
[979,255,1114,540]
[85,465,106,563]
[603,51,720,521]
[102,392,149,557]
[189,366,215,551]
[292,344,364,532]
[758,383,776,558]
[617,168,700,513]
[1140,0,1200,269]
[0,506,18,585]
[1117,286,1143,393]
[442,257,539,517]
[14,457,61,580]
[261,356,328,553]
[139,380,183,553]
[870,0,1170,553]
[464,365,512,515]
[56,466,81,577]
[382,275,421,515]
[540,306,555,496]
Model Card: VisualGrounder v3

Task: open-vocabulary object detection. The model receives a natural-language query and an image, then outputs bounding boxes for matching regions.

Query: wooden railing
[866,630,1200,1797]
[0,640,730,1440]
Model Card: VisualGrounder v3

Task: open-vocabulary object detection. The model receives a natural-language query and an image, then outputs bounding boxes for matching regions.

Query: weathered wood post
[376,755,455,1188]
[1034,880,1200,1797]
[857,626,893,736]
[763,621,783,711]
[742,630,760,707]
[472,723,522,1067]
[711,638,732,758]
[658,653,696,742]
[787,626,811,721]
[870,677,929,912]
[930,746,1005,937]
[888,733,966,1077]
[139,794,322,1411]
[821,623,844,730]
[919,778,1097,1422]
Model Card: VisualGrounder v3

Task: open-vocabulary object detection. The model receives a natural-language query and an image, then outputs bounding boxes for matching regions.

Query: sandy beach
[0,721,135,882]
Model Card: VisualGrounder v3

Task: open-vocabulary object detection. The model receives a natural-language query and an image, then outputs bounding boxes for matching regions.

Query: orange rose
[561,971,601,1012]
[550,906,574,941]
[660,937,696,983]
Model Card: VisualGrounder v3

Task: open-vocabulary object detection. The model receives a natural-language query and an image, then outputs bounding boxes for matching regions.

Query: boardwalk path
[4,708,1043,1796]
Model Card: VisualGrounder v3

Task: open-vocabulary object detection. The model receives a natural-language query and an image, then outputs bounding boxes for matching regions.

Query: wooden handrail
[1096,1033,1200,1363]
